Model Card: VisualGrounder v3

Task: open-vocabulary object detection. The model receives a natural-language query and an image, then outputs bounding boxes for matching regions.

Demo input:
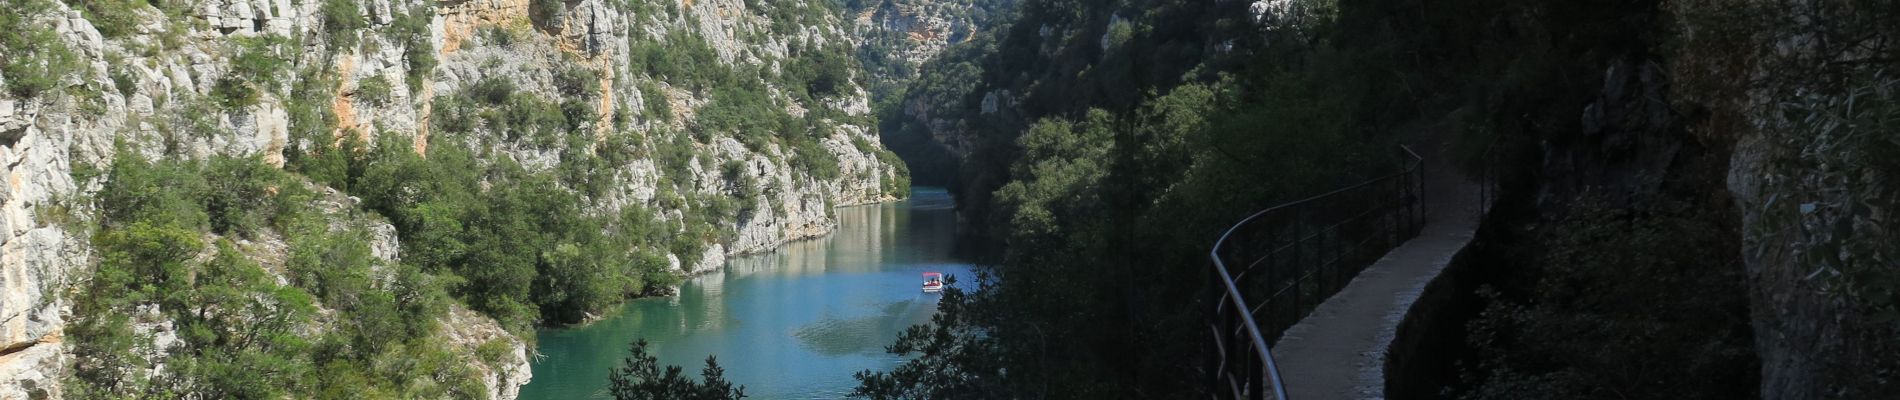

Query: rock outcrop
[1668,0,1900,395]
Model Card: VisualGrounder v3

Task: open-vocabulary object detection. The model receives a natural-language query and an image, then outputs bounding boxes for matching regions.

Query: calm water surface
[520,188,972,399]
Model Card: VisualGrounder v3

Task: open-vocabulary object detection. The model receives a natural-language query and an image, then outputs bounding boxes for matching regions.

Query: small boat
[922,272,944,293]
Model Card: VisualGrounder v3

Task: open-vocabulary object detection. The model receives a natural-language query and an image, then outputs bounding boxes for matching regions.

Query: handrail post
[1416,161,1426,233]
[1291,209,1302,324]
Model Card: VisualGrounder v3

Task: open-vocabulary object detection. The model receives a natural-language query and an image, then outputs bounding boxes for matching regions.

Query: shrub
[72,152,488,397]
[202,156,304,237]
[530,0,564,27]
[790,138,840,180]
[357,76,394,105]
[553,65,599,99]
[211,77,258,109]
[64,0,143,38]
[1,0,80,98]
[609,339,746,400]
[386,6,436,91]
[320,0,365,50]
[630,30,729,89]
[111,68,137,97]
[639,81,673,122]
[1457,200,1757,400]
[784,45,854,99]
[694,81,790,148]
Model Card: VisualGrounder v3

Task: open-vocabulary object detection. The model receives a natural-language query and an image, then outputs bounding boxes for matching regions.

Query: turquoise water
[519,188,972,399]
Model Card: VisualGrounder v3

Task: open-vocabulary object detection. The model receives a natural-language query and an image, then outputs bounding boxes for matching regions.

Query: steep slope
[848,0,1013,186]
[0,0,906,397]
[860,0,1898,398]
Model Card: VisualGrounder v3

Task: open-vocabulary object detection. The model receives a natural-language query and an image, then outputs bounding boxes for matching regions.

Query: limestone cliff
[0,0,907,397]
[1670,0,1900,395]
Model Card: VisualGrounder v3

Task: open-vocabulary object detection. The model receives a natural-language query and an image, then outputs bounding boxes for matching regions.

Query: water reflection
[520,188,972,400]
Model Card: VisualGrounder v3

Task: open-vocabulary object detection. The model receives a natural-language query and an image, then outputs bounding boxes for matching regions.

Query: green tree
[608,339,747,400]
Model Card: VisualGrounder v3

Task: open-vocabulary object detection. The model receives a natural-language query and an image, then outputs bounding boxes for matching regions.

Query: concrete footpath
[1268,140,1482,399]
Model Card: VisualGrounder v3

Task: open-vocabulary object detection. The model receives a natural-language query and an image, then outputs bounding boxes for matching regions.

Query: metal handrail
[1207,145,1426,400]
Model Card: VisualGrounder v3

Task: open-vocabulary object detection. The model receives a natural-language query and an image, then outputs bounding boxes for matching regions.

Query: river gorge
[520,188,973,399]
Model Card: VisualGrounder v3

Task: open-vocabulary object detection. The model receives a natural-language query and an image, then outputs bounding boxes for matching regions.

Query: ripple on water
[792,300,925,356]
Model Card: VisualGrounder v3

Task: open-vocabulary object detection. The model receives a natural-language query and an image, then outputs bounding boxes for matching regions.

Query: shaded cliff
[1376,0,1899,398]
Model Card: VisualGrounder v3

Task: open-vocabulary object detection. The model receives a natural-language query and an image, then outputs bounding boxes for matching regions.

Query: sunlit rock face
[0,0,904,396]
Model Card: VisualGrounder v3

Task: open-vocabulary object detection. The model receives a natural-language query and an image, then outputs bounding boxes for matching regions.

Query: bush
[320,0,365,50]
[386,6,436,91]
[790,138,840,180]
[210,36,292,110]
[553,65,599,99]
[630,30,729,89]
[357,76,393,105]
[694,81,791,148]
[640,81,673,122]
[608,339,746,400]
[784,45,855,99]
[74,153,488,398]
[1,0,80,98]
[530,0,564,27]
[1457,201,1757,400]
[65,0,143,38]
[210,77,258,109]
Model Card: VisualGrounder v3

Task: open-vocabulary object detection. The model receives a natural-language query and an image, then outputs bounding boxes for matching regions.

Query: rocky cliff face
[1670,0,1900,395]
[854,0,993,74]
[0,0,905,397]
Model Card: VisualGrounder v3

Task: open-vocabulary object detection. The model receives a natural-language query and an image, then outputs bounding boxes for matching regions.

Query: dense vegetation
[292,79,697,330]
[18,0,913,395]
[1,0,80,98]
[856,0,1404,396]
[67,150,489,399]
[849,0,1845,397]
[608,339,747,400]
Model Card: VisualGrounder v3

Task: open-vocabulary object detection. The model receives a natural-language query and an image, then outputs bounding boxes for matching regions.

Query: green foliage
[630,30,730,90]
[858,0,1396,393]
[357,76,394,105]
[791,138,840,180]
[993,110,1116,240]
[854,136,911,198]
[329,79,721,328]
[640,81,674,122]
[851,276,1009,399]
[481,25,519,47]
[694,80,795,148]
[530,0,564,27]
[435,77,575,148]
[211,77,259,109]
[1,0,81,98]
[608,339,747,400]
[283,65,346,186]
[1456,200,1756,400]
[554,65,600,99]
[1753,70,1900,342]
[70,153,485,398]
[783,44,855,100]
[656,131,699,184]
[212,36,292,110]
[385,6,436,91]
[63,0,143,38]
[320,0,365,50]
[111,67,137,96]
